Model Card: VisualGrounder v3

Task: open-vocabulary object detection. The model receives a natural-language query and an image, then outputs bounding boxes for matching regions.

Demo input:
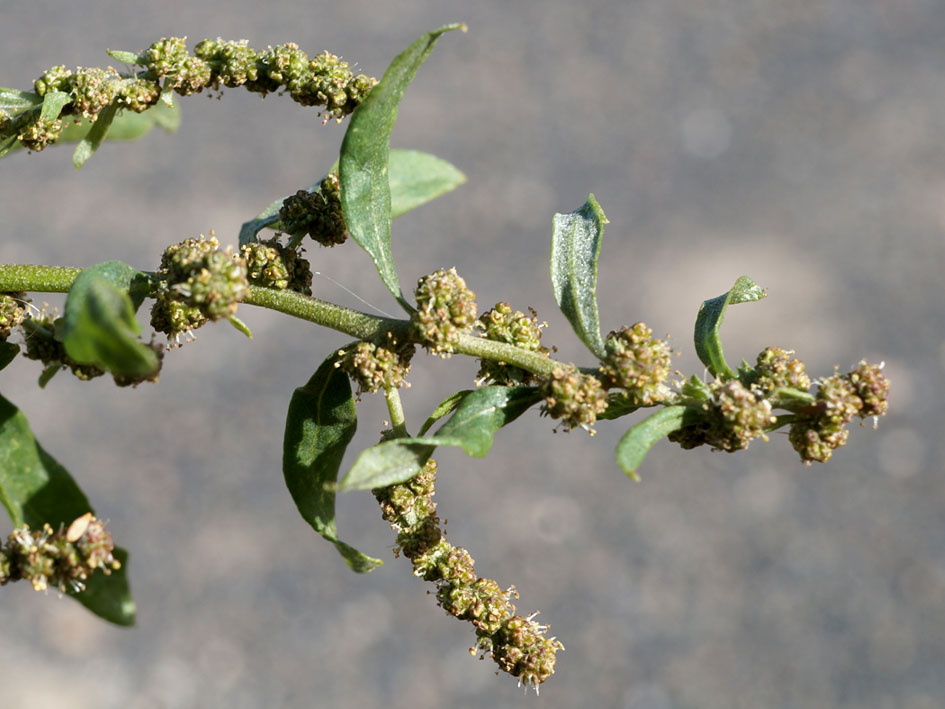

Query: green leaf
[339,439,435,492]
[59,261,159,378]
[340,385,541,491]
[418,389,472,436]
[693,276,766,380]
[551,194,609,360]
[0,342,19,371]
[615,405,695,481]
[0,392,135,625]
[283,351,382,573]
[239,150,464,247]
[107,49,146,65]
[596,392,641,421]
[73,101,120,168]
[339,24,465,312]
[40,90,71,121]
[0,87,42,113]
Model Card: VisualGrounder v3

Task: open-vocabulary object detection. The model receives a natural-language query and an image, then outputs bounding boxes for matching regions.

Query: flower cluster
[373,459,563,692]
[540,364,609,432]
[336,338,415,395]
[0,514,120,593]
[240,238,313,295]
[0,292,26,341]
[669,379,776,452]
[740,347,811,395]
[599,322,674,405]
[410,268,478,356]
[21,311,105,381]
[278,174,348,247]
[1,36,376,153]
[476,302,549,385]
[151,235,248,341]
[789,361,889,463]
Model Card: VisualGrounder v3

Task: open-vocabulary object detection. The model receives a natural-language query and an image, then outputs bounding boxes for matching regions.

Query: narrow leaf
[227,315,253,339]
[0,392,135,625]
[59,261,159,378]
[340,385,541,490]
[107,49,145,65]
[339,24,465,311]
[339,439,435,492]
[0,87,42,113]
[418,389,472,436]
[693,276,766,380]
[40,91,70,121]
[283,351,382,572]
[615,405,694,481]
[73,101,120,169]
[0,342,18,371]
[551,194,609,360]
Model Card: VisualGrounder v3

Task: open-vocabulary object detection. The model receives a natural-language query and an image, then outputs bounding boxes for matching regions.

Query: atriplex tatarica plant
[0,25,889,692]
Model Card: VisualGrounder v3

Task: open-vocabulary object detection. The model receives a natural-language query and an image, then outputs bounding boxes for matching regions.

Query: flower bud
[411,268,477,356]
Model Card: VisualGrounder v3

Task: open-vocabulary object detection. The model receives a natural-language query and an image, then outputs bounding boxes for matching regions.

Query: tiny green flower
[540,364,608,432]
[411,267,478,356]
[599,322,674,405]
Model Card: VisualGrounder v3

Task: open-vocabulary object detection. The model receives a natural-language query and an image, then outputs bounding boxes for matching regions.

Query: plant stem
[0,263,568,377]
[384,386,409,438]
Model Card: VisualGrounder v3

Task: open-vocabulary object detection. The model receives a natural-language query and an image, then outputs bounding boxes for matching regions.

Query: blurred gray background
[1,1,943,707]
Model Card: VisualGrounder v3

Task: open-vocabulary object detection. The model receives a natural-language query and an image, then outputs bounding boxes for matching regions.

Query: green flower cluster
[410,268,478,356]
[0,292,26,340]
[476,302,549,385]
[278,174,348,247]
[240,238,312,294]
[337,339,415,395]
[599,322,674,405]
[540,364,609,432]
[669,379,776,452]
[0,514,120,593]
[151,235,248,341]
[373,459,564,692]
[789,361,889,463]
[21,311,105,381]
[741,347,811,395]
[2,36,376,153]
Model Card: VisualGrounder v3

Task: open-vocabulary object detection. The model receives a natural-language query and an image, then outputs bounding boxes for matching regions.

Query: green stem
[384,386,409,439]
[0,263,569,377]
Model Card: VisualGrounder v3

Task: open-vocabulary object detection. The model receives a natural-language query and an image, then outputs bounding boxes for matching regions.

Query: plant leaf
[693,276,766,380]
[339,385,541,491]
[40,90,71,121]
[0,392,135,625]
[615,405,695,481]
[0,87,42,113]
[417,389,472,436]
[106,49,146,65]
[339,24,465,312]
[551,194,609,360]
[73,101,120,168]
[239,150,464,247]
[596,392,641,421]
[0,342,18,371]
[283,350,382,572]
[59,260,159,378]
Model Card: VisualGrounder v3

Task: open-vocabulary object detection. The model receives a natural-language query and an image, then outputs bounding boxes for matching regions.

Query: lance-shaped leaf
[551,194,609,360]
[615,405,695,481]
[339,385,541,491]
[418,389,472,436]
[694,276,766,380]
[1,101,180,160]
[339,24,465,312]
[106,49,147,66]
[59,260,159,378]
[0,392,135,625]
[40,90,71,121]
[239,150,465,247]
[73,101,120,169]
[283,351,382,572]
[0,87,42,113]
[0,342,18,371]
